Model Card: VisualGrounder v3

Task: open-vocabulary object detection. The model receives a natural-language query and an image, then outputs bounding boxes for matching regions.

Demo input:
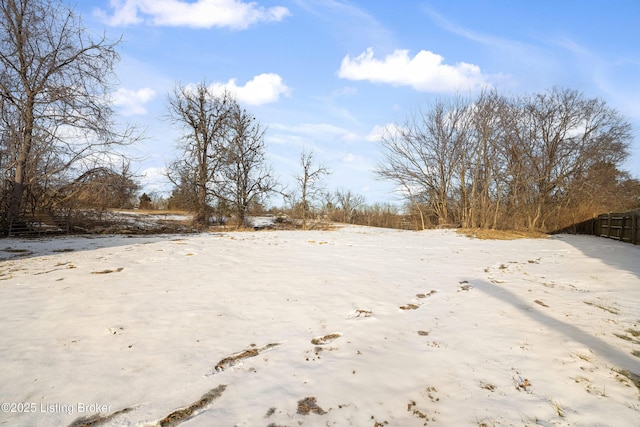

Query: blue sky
[78,0,640,206]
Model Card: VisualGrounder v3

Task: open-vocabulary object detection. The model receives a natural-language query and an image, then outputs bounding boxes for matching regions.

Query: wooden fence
[553,210,640,245]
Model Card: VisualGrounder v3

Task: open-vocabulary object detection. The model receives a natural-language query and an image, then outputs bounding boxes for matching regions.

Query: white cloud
[338,47,489,93]
[208,73,291,106]
[365,123,403,142]
[140,166,172,194]
[112,87,156,115]
[365,124,387,142]
[97,0,290,29]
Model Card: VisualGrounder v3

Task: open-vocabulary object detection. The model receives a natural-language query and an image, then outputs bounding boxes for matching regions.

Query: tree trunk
[197,148,208,224]
[6,109,35,230]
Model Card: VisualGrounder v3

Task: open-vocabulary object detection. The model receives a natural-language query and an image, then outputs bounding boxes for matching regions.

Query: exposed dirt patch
[457,282,473,292]
[213,343,280,373]
[158,384,227,426]
[297,397,326,415]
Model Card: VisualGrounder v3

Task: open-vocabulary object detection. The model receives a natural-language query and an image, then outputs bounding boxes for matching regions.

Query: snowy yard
[0,226,639,426]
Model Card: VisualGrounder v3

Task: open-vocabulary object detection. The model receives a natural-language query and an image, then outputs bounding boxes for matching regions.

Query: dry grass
[302,221,339,231]
[456,228,549,240]
[615,369,640,393]
[583,300,620,315]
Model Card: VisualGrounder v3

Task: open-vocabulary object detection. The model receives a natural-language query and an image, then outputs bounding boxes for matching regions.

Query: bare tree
[466,89,511,228]
[294,150,330,229]
[167,83,234,224]
[334,188,365,224]
[167,85,279,227]
[516,87,631,229]
[214,104,280,227]
[376,97,470,228]
[0,0,137,233]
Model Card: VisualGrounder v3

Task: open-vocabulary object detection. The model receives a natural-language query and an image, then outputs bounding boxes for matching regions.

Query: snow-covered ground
[0,226,639,426]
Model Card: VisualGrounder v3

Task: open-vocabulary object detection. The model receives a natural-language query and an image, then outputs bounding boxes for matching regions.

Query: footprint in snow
[401,290,437,310]
[458,281,474,292]
[416,290,437,299]
[211,343,280,374]
[348,309,373,319]
[311,333,342,345]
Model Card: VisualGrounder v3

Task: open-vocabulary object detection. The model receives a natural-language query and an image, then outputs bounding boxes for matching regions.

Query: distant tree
[294,150,330,229]
[139,193,153,210]
[166,83,234,224]
[213,104,280,227]
[322,191,338,219]
[334,188,365,224]
[167,168,199,212]
[0,0,138,233]
[359,202,403,229]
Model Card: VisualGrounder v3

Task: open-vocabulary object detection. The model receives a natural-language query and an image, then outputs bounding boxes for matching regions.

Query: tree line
[377,88,638,231]
[1,0,638,235]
